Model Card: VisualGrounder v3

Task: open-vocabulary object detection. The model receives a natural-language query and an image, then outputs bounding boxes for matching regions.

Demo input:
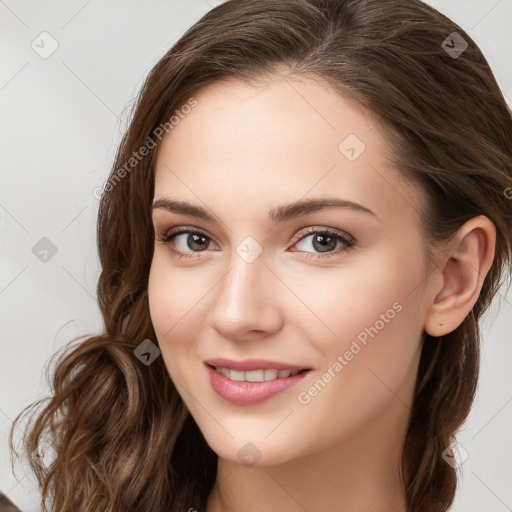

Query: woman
[10,0,512,511]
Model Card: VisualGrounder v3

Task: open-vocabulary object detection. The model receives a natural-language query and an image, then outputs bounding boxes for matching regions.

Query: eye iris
[188,233,209,251]
[312,233,337,253]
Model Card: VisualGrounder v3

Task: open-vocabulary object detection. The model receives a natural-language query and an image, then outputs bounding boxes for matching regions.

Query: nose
[207,249,283,340]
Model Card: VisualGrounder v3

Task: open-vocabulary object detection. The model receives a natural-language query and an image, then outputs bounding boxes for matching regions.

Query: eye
[290,227,354,259]
[156,227,215,259]
[156,226,355,260]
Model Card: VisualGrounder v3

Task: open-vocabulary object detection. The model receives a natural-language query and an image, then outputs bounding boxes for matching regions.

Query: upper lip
[204,357,312,372]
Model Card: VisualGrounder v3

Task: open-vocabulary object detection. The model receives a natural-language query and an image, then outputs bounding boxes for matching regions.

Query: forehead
[153,75,424,226]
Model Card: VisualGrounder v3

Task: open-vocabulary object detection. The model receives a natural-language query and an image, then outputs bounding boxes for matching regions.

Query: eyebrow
[152,197,376,224]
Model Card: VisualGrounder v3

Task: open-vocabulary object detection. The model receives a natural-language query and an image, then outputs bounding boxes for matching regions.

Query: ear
[424,215,496,337]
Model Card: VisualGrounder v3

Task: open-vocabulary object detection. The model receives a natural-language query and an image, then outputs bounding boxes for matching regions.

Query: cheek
[147,252,205,334]
[147,258,175,339]
[148,252,218,381]
[147,255,193,369]
[294,242,425,367]
[296,246,427,425]
[288,244,426,352]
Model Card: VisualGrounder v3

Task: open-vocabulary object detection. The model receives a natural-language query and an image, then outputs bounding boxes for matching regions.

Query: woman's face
[148,74,437,466]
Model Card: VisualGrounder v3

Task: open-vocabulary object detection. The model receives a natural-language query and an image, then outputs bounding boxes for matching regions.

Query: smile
[212,366,305,382]
[205,364,312,405]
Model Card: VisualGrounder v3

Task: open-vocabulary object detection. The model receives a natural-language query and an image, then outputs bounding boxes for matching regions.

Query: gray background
[1,1,511,510]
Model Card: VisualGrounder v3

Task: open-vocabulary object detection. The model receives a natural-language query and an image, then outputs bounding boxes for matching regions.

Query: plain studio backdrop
[1,1,511,511]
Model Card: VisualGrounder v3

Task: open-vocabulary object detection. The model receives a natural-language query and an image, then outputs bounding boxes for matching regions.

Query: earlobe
[424,215,496,337]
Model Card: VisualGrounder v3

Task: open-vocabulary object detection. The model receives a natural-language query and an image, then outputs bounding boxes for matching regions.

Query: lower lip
[205,364,311,406]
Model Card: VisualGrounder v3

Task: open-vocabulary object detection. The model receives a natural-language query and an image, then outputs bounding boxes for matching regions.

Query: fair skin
[148,73,495,512]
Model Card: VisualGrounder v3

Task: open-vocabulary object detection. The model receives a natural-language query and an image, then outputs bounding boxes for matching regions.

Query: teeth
[214,366,302,382]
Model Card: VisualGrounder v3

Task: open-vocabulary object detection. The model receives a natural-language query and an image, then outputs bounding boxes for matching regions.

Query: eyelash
[156,226,355,260]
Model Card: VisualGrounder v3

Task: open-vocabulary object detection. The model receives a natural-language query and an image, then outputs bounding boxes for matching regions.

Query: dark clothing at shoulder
[0,492,22,512]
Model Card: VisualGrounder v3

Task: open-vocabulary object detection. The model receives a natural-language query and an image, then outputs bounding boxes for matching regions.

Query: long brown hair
[10,1,512,511]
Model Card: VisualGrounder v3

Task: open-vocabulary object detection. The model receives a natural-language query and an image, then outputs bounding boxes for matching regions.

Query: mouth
[207,364,310,383]
[204,362,313,406]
